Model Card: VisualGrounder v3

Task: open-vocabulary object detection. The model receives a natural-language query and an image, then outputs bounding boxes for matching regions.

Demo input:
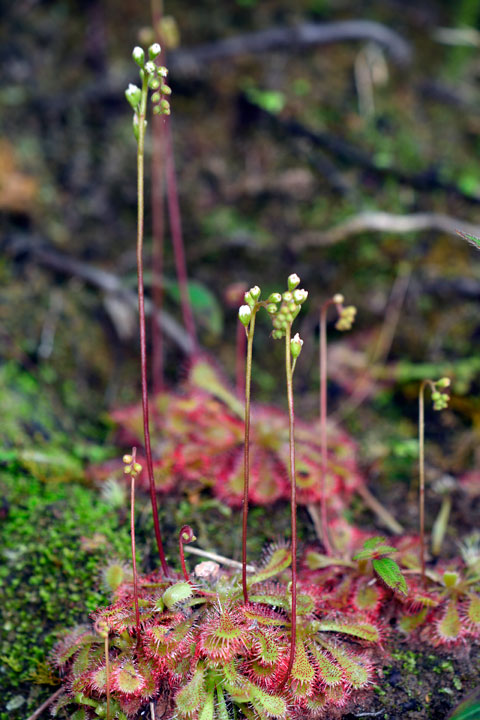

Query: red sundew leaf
[111,660,147,695]
[433,598,465,645]
[197,604,249,662]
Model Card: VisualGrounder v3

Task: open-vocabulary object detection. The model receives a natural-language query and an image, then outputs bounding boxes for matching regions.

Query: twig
[357,483,404,535]
[294,211,480,248]
[25,687,64,720]
[255,108,480,206]
[5,236,194,355]
[169,20,411,75]
[184,545,255,572]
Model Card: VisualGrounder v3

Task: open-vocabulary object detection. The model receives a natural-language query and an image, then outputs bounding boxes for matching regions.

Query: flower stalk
[239,297,257,603]
[418,377,450,586]
[129,49,171,576]
[319,295,356,556]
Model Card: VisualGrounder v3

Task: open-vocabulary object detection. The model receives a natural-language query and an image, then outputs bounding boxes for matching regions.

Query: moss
[0,469,132,720]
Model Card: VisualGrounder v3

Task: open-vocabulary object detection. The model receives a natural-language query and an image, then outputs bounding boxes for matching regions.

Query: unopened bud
[266,303,277,314]
[158,66,168,77]
[437,377,451,389]
[151,92,161,104]
[160,99,170,115]
[161,84,172,95]
[293,288,308,304]
[133,462,143,474]
[149,77,160,90]
[125,83,142,110]
[282,291,293,302]
[267,293,282,303]
[239,304,252,327]
[333,293,344,305]
[290,332,304,359]
[249,286,261,301]
[148,43,162,60]
[132,46,145,67]
[288,273,301,291]
[123,454,133,464]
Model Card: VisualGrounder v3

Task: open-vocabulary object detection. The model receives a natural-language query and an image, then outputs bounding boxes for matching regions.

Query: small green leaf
[363,536,387,550]
[372,557,408,595]
[164,279,223,335]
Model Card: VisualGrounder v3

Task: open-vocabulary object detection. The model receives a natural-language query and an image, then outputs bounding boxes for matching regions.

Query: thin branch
[25,687,64,720]
[294,211,480,248]
[5,236,194,355]
[184,545,255,572]
[357,484,404,535]
[169,20,411,75]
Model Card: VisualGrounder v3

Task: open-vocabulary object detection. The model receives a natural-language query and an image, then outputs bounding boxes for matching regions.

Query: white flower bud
[333,293,344,304]
[132,46,145,67]
[238,304,252,327]
[290,332,304,359]
[293,289,308,304]
[148,43,162,60]
[288,273,301,291]
[267,292,282,303]
[249,286,261,301]
[125,83,142,110]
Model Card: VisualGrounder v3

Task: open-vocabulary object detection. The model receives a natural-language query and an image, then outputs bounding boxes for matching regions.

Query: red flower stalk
[135,69,169,576]
[178,525,196,583]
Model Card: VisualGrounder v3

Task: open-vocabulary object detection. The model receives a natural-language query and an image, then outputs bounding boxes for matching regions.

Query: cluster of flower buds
[125,44,172,139]
[123,453,143,478]
[238,285,262,328]
[332,293,357,332]
[431,377,450,411]
[270,274,308,340]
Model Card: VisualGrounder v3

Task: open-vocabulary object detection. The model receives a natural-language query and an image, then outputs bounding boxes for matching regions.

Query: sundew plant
[42,43,480,720]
